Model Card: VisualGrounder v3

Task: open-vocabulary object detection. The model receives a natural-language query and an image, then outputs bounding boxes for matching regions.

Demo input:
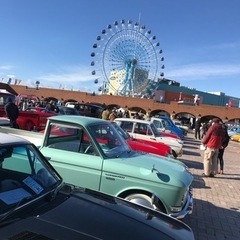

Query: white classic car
[114,118,184,158]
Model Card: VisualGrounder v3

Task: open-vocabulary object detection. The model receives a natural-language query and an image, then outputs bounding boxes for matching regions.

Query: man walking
[201,118,224,177]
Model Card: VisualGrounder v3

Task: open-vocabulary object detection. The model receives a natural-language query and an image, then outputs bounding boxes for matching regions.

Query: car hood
[0,187,194,240]
[104,151,193,188]
[126,139,168,156]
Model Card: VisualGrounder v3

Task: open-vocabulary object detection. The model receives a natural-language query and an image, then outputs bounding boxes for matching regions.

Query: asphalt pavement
[180,131,240,240]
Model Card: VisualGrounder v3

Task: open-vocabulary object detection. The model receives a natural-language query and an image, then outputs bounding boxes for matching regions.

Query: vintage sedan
[152,116,184,139]
[112,122,172,157]
[114,118,184,158]
[0,133,195,239]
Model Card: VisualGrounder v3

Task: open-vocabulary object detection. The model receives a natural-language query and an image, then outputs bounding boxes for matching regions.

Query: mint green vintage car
[37,115,193,219]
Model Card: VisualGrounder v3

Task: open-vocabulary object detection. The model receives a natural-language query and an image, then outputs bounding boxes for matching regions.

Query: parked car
[112,122,172,157]
[17,106,57,131]
[0,133,195,240]
[58,106,80,115]
[230,133,240,142]
[173,120,189,135]
[227,125,240,137]
[159,129,180,139]
[0,115,193,218]
[152,116,184,139]
[149,117,182,137]
[114,118,184,158]
[65,102,103,118]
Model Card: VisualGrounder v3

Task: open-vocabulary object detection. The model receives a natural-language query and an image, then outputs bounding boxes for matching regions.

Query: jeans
[218,148,225,171]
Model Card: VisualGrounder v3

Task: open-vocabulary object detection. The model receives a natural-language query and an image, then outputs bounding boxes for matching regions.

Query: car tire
[124,193,157,209]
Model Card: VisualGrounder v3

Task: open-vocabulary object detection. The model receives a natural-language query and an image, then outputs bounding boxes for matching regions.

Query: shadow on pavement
[182,198,240,240]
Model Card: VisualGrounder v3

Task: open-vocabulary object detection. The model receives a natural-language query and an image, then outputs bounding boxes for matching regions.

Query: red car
[160,131,180,139]
[113,122,172,157]
[17,107,57,131]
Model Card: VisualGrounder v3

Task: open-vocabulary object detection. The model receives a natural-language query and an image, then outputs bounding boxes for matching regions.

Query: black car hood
[0,187,194,240]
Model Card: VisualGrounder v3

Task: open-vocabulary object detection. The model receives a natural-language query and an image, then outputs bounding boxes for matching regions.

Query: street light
[35,81,40,90]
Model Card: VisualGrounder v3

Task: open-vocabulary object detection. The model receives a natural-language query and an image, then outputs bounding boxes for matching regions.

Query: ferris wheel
[90,19,165,97]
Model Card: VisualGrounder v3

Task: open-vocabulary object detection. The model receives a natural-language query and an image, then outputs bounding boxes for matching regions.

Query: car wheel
[124,193,157,209]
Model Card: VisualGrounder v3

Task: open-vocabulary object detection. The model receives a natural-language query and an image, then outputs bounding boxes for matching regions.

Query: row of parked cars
[0,112,194,239]
[0,132,195,239]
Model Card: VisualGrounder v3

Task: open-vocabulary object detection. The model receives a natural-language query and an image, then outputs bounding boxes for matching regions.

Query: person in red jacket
[201,118,225,177]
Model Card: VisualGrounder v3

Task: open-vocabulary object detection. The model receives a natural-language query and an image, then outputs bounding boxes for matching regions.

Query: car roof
[0,132,30,145]
[114,118,151,124]
[48,115,107,125]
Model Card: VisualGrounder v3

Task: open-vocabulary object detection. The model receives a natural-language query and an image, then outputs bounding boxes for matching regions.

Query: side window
[46,123,98,156]
[134,123,141,134]
[134,123,148,135]
[146,125,153,136]
[47,123,81,152]
[120,121,133,133]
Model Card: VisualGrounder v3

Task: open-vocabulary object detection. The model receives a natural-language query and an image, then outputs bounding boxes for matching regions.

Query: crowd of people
[101,106,149,121]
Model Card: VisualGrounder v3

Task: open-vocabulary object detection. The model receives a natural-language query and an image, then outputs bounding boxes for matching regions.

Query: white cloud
[37,65,94,83]
[0,65,12,70]
[166,63,240,80]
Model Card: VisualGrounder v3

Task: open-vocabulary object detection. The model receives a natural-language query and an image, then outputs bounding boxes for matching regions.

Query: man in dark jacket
[202,118,225,177]
[217,124,230,174]
[194,117,201,140]
[4,97,19,128]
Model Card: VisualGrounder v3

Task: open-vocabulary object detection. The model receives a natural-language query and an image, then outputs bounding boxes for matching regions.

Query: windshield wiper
[0,195,33,224]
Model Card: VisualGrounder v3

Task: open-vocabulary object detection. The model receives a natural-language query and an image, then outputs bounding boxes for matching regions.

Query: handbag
[200,144,206,150]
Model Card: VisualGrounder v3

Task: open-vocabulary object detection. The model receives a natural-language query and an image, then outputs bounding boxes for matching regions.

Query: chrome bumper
[169,190,193,219]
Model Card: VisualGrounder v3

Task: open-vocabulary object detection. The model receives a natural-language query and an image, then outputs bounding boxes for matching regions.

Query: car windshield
[111,122,130,140]
[150,123,162,137]
[0,144,60,215]
[88,122,130,158]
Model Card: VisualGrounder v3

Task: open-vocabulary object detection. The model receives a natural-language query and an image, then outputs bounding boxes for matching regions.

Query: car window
[0,144,58,210]
[46,123,98,156]
[152,119,163,129]
[134,123,153,136]
[88,123,130,158]
[117,121,133,133]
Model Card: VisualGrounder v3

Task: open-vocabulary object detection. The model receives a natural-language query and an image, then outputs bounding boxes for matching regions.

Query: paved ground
[180,132,240,240]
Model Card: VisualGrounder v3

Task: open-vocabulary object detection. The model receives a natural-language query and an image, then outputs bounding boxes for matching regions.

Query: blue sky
[0,0,240,98]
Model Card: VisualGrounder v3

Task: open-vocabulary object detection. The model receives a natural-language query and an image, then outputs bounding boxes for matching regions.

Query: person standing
[218,124,230,174]
[109,109,117,121]
[194,117,201,140]
[4,97,19,128]
[201,118,225,177]
[101,107,110,120]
